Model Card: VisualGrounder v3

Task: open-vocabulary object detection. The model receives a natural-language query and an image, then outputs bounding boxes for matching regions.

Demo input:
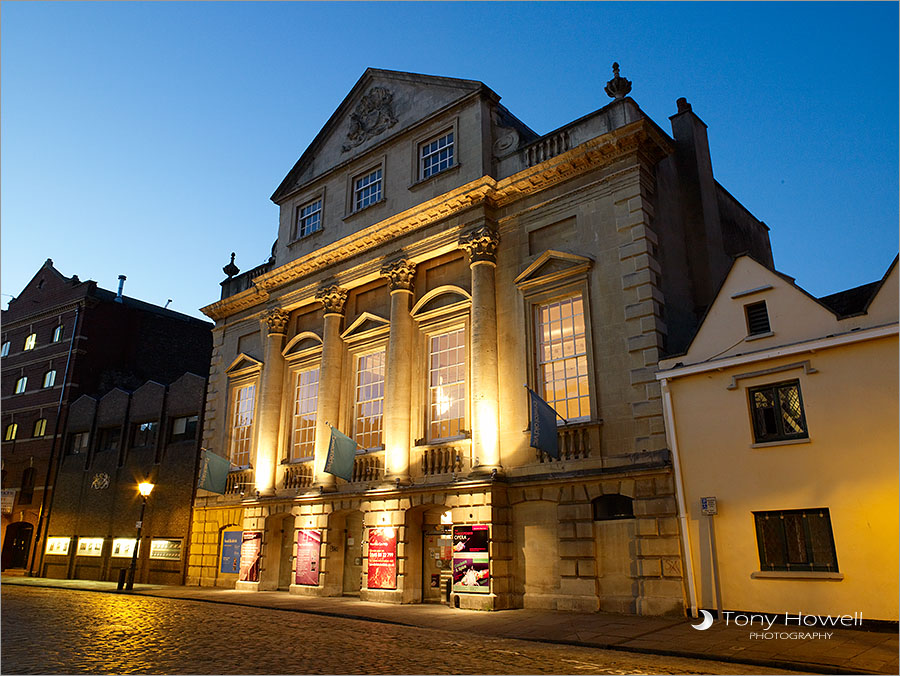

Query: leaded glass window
[749,380,808,443]
[754,508,838,572]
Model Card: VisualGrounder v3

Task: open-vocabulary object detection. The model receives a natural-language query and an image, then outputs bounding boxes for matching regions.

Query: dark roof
[817,281,881,318]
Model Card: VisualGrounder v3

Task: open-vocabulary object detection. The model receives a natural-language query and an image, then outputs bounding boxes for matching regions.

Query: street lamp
[125,481,154,590]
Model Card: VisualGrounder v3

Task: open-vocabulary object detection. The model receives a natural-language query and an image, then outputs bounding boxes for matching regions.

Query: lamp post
[125,481,154,591]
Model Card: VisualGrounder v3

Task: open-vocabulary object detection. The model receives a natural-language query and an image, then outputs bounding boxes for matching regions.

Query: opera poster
[238,530,262,582]
[221,530,242,574]
[295,529,321,586]
[367,527,397,589]
[452,525,490,593]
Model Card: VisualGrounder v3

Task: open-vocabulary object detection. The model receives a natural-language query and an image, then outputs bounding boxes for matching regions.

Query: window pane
[290,367,319,460]
[355,351,385,449]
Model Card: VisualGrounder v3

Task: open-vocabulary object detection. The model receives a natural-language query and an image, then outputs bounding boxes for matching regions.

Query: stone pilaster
[313,285,348,490]
[381,259,416,485]
[254,308,290,496]
[459,225,502,474]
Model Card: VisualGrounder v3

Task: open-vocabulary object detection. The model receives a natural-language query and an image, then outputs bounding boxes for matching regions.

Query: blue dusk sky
[2,2,897,320]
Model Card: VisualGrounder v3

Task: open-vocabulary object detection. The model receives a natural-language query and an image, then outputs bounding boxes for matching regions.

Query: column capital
[315,285,348,315]
[459,225,499,265]
[380,258,416,293]
[262,308,291,336]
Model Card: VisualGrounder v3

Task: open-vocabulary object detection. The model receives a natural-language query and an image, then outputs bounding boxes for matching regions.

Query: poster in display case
[239,531,262,582]
[451,525,490,593]
[367,527,397,589]
[150,539,183,560]
[294,530,321,586]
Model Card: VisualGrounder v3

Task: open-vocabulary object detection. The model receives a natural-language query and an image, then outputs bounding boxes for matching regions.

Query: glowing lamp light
[138,482,154,497]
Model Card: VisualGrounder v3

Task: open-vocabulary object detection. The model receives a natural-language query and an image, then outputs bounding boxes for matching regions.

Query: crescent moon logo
[692,609,714,631]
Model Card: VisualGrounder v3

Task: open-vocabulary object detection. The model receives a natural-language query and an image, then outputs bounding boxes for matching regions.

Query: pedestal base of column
[468,465,503,480]
[257,488,276,498]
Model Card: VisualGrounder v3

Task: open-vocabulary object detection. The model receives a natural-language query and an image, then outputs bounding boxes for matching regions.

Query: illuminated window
[295,198,323,239]
[535,295,589,421]
[290,367,319,461]
[14,377,27,394]
[23,334,36,351]
[354,350,385,450]
[754,508,837,572]
[132,421,158,448]
[52,326,64,342]
[68,431,90,455]
[169,415,198,443]
[354,168,382,211]
[428,328,466,441]
[4,424,17,441]
[229,384,256,466]
[33,419,47,438]
[42,370,56,388]
[1,342,9,357]
[420,131,454,179]
[749,380,808,443]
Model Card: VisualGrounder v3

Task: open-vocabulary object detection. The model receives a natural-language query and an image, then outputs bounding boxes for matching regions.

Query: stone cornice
[201,119,671,322]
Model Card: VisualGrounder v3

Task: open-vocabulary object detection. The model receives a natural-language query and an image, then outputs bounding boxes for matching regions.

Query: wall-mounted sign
[150,539,183,561]
[220,530,242,574]
[111,538,138,558]
[452,525,490,594]
[367,527,397,590]
[1,489,16,514]
[91,472,110,490]
[294,529,321,586]
[45,537,71,555]
[239,531,262,582]
[76,537,104,557]
[701,496,718,516]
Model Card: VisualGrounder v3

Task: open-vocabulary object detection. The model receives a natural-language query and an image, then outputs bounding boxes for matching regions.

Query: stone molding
[459,224,499,265]
[315,285,349,315]
[380,258,416,292]
[262,308,290,335]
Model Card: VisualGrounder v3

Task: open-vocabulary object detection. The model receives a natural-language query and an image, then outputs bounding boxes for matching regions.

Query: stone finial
[223,252,240,278]
[604,62,632,100]
[380,259,416,292]
[262,308,291,335]
[459,225,500,265]
[315,285,349,315]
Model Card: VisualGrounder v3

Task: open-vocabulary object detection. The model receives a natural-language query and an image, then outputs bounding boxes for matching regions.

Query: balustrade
[352,451,384,483]
[282,461,314,490]
[418,440,471,477]
[535,421,600,463]
[523,130,570,167]
[224,468,254,495]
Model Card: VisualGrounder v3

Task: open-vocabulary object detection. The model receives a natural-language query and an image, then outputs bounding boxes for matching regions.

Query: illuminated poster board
[77,538,104,557]
[294,529,321,586]
[111,538,138,558]
[221,530,242,574]
[367,527,397,589]
[150,539,183,561]
[239,531,262,582]
[452,525,490,593]
[45,537,71,555]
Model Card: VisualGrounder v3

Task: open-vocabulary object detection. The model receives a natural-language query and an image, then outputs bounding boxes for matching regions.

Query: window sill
[287,229,325,247]
[745,331,774,342]
[408,163,460,191]
[751,570,844,581]
[343,198,385,221]
[751,437,810,449]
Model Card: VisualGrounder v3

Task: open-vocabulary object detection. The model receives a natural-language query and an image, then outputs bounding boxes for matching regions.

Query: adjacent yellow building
[657,255,898,621]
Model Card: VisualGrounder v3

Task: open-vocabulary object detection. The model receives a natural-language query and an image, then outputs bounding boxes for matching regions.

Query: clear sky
[2,2,897,320]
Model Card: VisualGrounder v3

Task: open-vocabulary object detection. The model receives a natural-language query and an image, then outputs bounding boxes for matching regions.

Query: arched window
[43,371,56,388]
[592,494,634,521]
[33,419,47,437]
[52,326,64,342]
[4,424,18,441]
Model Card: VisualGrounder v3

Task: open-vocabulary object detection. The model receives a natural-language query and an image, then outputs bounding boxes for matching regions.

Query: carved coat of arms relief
[342,87,399,152]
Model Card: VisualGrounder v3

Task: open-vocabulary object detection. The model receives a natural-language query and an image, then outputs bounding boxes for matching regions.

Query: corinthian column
[459,224,502,475]
[381,258,416,485]
[313,285,348,490]
[254,308,290,496]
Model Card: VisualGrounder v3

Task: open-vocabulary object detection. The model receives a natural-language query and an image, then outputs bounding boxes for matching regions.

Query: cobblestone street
[2,586,798,675]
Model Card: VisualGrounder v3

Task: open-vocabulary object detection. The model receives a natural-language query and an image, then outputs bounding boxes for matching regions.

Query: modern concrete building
[0,260,212,575]
[188,65,773,614]
[657,255,898,621]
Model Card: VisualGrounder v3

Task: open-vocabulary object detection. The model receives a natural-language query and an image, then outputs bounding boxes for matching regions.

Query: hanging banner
[452,525,490,594]
[295,529,321,586]
[238,531,262,582]
[367,527,397,589]
[221,530,242,574]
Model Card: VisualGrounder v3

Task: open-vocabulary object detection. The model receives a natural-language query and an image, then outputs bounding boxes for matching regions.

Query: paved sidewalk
[3,576,897,675]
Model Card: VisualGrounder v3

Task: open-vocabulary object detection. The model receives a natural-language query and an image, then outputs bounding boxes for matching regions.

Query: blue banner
[197,449,230,494]
[528,388,560,459]
[324,426,357,482]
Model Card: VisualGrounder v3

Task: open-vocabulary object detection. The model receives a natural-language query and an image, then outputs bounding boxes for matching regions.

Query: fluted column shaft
[460,225,502,473]
[382,259,416,484]
[254,309,289,496]
[313,286,348,489]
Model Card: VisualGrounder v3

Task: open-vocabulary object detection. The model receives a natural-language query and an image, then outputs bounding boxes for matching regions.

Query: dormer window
[354,167,382,211]
[295,198,323,239]
[420,131,454,179]
[745,301,771,336]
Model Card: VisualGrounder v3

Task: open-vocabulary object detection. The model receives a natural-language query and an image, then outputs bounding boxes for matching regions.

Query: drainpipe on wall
[659,376,699,619]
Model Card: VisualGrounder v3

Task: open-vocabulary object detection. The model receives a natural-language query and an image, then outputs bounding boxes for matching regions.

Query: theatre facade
[187,66,773,614]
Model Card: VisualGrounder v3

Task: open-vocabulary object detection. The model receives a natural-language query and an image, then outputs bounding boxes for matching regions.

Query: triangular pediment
[282,331,323,360]
[341,312,390,343]
[515,250,593,290]
[225,353,263,377]
[271,69,490,203]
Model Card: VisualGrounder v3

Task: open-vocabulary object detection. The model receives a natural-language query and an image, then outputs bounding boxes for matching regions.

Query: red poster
[295,529,321,586]
[367,527,397,590]
[239,531,262,582]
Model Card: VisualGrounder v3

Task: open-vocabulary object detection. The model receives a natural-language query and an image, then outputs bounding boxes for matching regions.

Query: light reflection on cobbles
[2,586,784,675]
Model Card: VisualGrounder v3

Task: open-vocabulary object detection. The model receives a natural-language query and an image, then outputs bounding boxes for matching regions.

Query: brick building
[188,65,773,614]
[0,260,212,574]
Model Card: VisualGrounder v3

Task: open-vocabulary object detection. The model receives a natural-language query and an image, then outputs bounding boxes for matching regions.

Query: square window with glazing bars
[295,199,322,239]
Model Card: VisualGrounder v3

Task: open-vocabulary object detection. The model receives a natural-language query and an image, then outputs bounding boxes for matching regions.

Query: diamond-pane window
[748,380,808,443]
[754,508,838,572]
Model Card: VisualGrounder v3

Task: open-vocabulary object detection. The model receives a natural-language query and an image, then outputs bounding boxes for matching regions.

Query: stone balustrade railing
[352,451,384,483]
[418,440,471,477]
[523,130,570,168]
[535,421,600,463]
[283,461,314,490]
[225,467,254,495]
